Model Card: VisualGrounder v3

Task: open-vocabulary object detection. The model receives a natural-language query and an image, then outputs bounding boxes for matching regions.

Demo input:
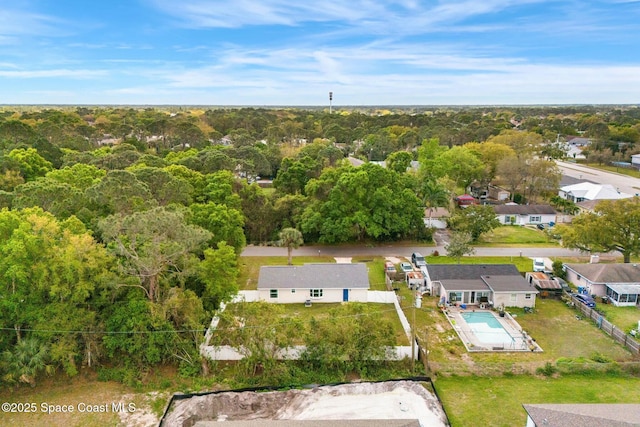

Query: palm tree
[278,228,304,265]
[421,181,449,227]
[2,337,54,387]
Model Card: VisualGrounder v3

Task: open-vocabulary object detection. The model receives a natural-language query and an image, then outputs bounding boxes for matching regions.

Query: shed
[525,272,563,298]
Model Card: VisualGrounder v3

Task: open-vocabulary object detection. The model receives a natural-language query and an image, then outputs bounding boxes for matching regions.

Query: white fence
[200,344,415,361]
[201,290,417,361]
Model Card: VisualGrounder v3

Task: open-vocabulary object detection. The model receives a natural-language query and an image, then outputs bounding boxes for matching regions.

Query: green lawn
[593,304,640,334]
[435,375,640,427]
[476,225,558,247]
[425,255,534,273]
[352,256,388,291]
[397,291,635,379]
[280,302,410,345]
[219,302,410,346]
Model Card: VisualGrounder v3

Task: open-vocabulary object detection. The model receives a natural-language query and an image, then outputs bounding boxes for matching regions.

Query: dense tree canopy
[556,198,640,263]
[1,104,639,383]
[301,163,425,243]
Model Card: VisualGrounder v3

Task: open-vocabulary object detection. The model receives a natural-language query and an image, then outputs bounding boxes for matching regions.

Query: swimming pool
[461,311,515,348]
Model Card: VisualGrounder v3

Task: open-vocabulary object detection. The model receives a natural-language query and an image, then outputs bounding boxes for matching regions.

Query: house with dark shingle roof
[257,263,369,303]
[493,204,557,226]
[564,263,640,306]
[523,403,640,427]
[424,264,537,308]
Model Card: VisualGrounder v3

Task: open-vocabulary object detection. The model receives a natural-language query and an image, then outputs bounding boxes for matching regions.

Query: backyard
[435,374,640,427]
[216,302,410,346]
[3,253,640,427]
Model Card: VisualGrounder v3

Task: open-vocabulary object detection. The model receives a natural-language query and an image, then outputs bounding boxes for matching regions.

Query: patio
[442,306,543,352]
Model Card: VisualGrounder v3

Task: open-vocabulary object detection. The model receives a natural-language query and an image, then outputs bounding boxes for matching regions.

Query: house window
[291,289,296,293]
[525,293,531,299]
[449,292,462,303]
[310,289,323,298]
[270,289,278,299]
[529,216,541,223]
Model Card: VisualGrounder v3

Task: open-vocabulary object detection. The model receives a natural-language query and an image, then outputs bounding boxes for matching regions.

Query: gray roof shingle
[257,263,370,289]
[426,264,537,293]
[426,264,521,281]
[493,204,556,215]
[564,263,640,284]
[523,403,640,427]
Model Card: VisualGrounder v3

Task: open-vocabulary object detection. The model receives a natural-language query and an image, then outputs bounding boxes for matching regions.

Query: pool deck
[442,306,543,353]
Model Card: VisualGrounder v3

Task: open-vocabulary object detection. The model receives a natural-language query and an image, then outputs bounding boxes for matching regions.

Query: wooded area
[1,105,639,386]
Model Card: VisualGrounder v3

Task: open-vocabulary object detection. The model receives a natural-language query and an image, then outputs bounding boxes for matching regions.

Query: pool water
[461,311,515,347]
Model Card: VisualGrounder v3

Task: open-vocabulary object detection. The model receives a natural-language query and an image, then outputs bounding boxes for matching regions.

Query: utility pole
[329,91,333,114]
[411,298,415,369]
[411,292,421,370]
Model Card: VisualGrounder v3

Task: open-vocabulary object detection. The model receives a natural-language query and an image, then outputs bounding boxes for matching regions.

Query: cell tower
[329,91,333,114]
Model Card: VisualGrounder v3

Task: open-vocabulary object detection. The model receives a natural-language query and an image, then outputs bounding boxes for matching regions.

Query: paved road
[242,244,594,259]
[556,160,640,196]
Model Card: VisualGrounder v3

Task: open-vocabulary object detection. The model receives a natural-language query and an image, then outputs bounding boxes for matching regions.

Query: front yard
[476,225,558,247]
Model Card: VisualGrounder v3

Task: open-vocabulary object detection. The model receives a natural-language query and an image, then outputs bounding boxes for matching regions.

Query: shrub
[591,353,612,363]
[536,362,558,377]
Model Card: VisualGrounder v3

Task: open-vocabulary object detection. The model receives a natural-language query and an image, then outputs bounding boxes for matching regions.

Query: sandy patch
[162,381,448,426]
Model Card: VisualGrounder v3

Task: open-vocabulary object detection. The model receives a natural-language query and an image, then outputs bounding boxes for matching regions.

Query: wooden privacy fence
[570,295,640,355]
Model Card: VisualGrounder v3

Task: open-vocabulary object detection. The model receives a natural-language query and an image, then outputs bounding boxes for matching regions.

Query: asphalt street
[556,160,640,196]
[242,243,594,259]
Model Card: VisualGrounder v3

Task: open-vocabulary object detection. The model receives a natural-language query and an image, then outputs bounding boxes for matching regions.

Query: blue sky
[1,0,640,105]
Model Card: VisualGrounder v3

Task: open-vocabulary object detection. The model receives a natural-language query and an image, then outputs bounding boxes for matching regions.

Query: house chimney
[590,254,599,264]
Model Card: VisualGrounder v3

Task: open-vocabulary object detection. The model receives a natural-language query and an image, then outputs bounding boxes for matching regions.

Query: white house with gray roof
[564,263,640,306]
[257,263,370,303]
[493,204,557,226]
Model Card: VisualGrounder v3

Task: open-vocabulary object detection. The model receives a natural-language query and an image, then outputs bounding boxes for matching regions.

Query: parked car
[400,262,414,273]
[574,293,596,308]
[411,252,427,268]
[533,258,545,272]
[536,223,545,230]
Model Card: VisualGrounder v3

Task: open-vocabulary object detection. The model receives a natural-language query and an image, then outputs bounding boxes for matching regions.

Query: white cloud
[147,0,540,31]
[148,0,375,27]
[0,69,107,79]
[0,8,65,37]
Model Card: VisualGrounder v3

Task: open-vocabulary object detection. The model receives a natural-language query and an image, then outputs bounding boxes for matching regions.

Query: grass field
[476,225,558,247]
[593,304,640,334]
[435,375,640,427]
[425,255,534,272]
[0,373,165,427]
[280,302,410,345]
